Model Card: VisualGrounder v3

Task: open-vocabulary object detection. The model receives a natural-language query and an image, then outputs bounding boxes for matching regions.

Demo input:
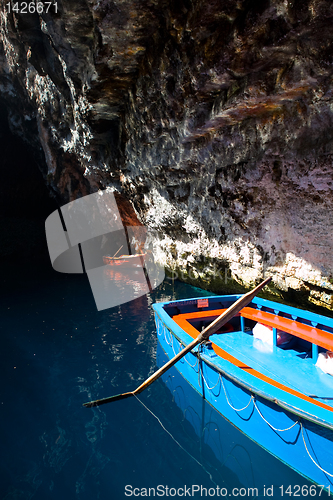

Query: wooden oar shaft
[134,276,271,395]
[200,276,272,340]
[134,336,201,394]
[83,276,271,408]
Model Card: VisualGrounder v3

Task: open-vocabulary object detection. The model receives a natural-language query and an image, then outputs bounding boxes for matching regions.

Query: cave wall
[1,0,333,308]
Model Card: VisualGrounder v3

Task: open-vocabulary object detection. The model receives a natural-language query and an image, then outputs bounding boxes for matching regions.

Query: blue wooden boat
[152,294,333,492]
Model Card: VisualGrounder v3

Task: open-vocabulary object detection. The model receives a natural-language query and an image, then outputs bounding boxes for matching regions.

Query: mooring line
[133,393,216,485]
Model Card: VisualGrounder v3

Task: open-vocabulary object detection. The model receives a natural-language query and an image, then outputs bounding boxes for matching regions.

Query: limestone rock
[1,0,333,309]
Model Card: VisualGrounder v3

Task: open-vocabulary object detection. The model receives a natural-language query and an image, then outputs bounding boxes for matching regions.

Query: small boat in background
[153,294,333,491]
[103,253,146,268]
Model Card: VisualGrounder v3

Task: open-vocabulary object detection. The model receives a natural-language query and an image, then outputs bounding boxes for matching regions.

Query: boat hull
[154,304,333,491]
[102,253,146,268]
[156,342,315,492]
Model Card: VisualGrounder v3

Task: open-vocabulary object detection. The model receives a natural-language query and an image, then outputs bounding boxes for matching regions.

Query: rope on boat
[170,333,181,357]
[300,423,333,478]
[220,370,333,477]
[156,322,163,338]
[183,354,199,369]
[163,327,173,346]
[220,374,255,412]
[202,363,333,478]
[253,399,300,432]
[198,361,253,411]
[170,335,199,368]
[208,368,333,477]
[200,368,221,391]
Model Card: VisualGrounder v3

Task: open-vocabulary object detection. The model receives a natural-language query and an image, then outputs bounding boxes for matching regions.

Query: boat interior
[163,296,333,409]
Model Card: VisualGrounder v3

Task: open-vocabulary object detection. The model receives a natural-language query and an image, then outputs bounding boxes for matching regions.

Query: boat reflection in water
[156,342,312,494]
[102,265,150,318]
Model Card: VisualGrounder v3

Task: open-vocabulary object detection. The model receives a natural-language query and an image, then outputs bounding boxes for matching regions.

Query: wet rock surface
[1,0,333,309]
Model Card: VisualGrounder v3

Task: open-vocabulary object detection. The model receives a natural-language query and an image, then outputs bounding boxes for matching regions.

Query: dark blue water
[1,259,315,499]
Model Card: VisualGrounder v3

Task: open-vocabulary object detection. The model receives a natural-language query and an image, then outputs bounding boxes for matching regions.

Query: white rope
[200,367,222,391]
[184,356,199,369]
[163,327,173,346]
[156,321,163,337]
[300,422,333,478]
[170,333,179,357]
[220,375,254,412]
[172,336,181,358]
[183,351,199,369]
[253,399,300,432]
[220,372,333,477]
[170,335,198,369]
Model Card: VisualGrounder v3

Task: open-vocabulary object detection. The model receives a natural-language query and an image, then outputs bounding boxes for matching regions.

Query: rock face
[1,0,333,309]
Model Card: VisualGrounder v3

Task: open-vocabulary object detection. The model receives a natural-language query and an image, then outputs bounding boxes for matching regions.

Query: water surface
[1,259,314,499]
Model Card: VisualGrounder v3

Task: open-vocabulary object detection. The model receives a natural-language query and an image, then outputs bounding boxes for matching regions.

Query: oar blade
[83,391,134,407]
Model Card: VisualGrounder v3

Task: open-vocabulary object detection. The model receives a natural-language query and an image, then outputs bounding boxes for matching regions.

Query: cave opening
[0,102,58,261]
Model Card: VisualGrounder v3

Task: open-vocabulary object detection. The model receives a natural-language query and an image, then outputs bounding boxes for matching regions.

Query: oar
[112,245,124,258]
[83,276,272,408]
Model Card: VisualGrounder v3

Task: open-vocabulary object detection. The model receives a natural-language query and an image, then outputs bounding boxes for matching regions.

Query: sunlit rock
[1,0,333,309]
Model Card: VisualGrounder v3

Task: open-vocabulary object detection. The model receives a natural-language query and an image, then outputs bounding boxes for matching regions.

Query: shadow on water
[0,260,315,499]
